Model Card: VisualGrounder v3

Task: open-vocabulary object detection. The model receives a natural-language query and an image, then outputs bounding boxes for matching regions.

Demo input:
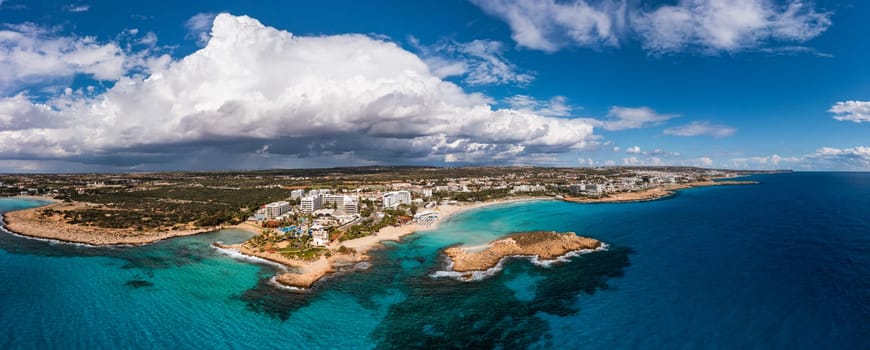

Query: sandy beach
[238,196,552,289]
[337,196,551,254]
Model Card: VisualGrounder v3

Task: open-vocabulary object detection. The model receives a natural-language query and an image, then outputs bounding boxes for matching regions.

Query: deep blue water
[0,172,867,349]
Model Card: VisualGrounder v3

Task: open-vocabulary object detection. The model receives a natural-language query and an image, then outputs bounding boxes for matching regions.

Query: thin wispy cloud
[63,4,90,12]
[664,121,736,138]
[599,106,679,131]
[184,12,217,46]
[632,0,831,55]
[410,37,533,86]
[503,95,572,117]
[470,0,832,55]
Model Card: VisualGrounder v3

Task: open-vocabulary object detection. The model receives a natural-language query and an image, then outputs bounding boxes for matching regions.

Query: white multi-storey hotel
[300,195,322,213]
[343,197,359,214]
[322,194,346,207]
[264,201,290,219]
[382,191,412,208]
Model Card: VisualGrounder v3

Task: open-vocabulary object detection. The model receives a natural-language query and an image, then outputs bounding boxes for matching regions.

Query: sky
[0,0,868,172]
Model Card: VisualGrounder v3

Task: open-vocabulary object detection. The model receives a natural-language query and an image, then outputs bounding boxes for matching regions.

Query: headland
[443,231,602,273]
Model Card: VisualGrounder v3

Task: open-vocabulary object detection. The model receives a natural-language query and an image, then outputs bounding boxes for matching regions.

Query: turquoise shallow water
[1,172,868,349]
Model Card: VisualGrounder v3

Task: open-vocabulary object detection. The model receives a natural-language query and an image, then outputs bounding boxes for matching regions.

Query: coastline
[337,196,552,254]
[562,180,758,204]
[228,196,554,289]
[1,180,756,289]
[0,199,218,246]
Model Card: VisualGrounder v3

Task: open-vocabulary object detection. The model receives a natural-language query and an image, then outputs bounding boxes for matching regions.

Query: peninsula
[562,180,759,204]
[443,231,602,273]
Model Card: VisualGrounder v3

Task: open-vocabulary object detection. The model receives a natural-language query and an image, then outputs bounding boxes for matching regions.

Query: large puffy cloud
[471,0,830,54]
[0,14,595,168]
[829,101,870,123]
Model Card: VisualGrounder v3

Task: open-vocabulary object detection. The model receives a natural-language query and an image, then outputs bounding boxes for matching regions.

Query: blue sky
[0,0,868,172]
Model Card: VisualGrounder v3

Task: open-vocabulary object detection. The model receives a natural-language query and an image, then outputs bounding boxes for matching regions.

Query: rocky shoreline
[443,231,602,273]
[2,201,217,246]
[213,242,370,289]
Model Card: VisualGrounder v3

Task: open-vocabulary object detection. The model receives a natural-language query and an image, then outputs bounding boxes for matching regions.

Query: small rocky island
[443,231,602,273]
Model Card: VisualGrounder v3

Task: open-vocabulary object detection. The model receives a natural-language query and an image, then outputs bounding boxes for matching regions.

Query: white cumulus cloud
[0,14,596,169]
[829,100,870,123]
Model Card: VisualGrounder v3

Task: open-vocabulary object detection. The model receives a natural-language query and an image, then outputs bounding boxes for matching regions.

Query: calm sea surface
[1,172,867,349]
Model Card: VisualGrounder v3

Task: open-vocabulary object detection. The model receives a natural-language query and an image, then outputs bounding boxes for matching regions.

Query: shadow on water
[232,277,317,321]
[2,211,633,346]
[371,246,633,349]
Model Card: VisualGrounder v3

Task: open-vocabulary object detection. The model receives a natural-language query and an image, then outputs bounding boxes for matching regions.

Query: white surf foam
[210,244,288,271]
[267,275,307,292]
[530,242,609,267]
[430,242,609,282]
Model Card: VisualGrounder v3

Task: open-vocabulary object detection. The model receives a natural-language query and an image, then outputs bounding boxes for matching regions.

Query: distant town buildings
[511,184,546,193]
[290,189,304,199]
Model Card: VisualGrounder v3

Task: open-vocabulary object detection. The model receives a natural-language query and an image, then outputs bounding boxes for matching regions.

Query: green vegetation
[342,214,398,241]
[0,166,761,232]
[48,187,294,230]
[434,188,512,202]
[277,247,325,261]
[243,230,326,261]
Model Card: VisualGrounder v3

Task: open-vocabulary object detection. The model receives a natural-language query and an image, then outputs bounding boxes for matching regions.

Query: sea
[0,172,867,349]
